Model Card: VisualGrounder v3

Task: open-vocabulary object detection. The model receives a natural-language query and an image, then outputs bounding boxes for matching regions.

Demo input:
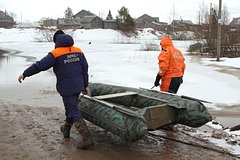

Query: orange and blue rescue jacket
[23,34,89,96]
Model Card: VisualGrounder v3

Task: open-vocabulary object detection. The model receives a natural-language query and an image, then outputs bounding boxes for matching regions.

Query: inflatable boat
[78,83,212,142]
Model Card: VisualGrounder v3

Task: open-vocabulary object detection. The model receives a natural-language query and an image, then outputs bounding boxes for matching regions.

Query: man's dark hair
[53,30,65,43]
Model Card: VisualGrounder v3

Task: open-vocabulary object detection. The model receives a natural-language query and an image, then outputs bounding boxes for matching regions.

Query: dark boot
[60,121,72,138]
[74,118,94,149]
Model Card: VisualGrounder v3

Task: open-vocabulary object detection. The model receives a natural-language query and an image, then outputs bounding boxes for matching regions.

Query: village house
[102,10,117,29]
[79,16,102,29]
[135,14,159,28]
[16,22,39,29]
[41,9,117,30]
[74,10,96,19]
[135,14,168,31]
[0,10,15,28]
[229,17,240,27]
[51,9,105,29]
[102,19,117,29]
[57,18,82,29]
[73,10,102,29]
[42,19,58,27]
[169,19,195,32]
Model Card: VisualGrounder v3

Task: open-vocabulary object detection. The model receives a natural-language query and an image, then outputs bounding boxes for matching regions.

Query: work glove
[154,74,162,87]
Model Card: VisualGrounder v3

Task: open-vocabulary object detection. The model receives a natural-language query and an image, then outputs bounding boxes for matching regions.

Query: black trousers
[168,76,183,94]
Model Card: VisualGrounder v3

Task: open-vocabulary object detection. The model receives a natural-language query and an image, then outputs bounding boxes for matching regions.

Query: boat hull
[78,83,212,142]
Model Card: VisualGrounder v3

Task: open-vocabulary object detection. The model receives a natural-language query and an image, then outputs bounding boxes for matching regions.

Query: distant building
[0,10,15,28]
[102,10,117,29]
[170,19,194,31]
[57,10,103,29]
[80,16,102,29]
[42,19,58,27]
[151,21,169,31]
[40,9,116,30]
[135,14,159,29]
[16,22,39,29]
[74,10,102,29]
[74,10,96,19]
[170,20,193,26]
[229,17,240,26]
[135,14,168,31]
[103,20,117,29]
[57,18,82,29]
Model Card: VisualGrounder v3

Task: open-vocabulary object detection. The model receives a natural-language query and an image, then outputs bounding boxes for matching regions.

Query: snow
[202,121,240,156]
[0,28,240,156]
[202,57,240,68]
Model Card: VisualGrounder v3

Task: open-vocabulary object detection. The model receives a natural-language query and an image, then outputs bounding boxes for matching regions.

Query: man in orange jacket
[154,36,186,94]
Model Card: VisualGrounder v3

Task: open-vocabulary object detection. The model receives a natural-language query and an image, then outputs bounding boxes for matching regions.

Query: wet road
[0,100,239,160]
[0,48,239,160]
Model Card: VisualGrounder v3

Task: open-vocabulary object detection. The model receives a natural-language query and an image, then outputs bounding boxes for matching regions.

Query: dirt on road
[0,100,239,160]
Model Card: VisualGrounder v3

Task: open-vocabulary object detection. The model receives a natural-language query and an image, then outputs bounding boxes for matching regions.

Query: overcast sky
[0,0,240,23]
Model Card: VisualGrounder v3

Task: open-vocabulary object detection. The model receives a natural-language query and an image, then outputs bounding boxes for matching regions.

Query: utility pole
[209,3,212,44]
[216,0,222,61]
[172,5,175,33]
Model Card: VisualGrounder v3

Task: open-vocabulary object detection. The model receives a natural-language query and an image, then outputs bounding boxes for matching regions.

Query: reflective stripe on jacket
[23,34,89,96]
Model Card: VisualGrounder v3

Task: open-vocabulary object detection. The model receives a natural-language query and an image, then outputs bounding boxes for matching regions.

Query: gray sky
[0,0,240,23]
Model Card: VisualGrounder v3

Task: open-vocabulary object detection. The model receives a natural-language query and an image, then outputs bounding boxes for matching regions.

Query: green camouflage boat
[78,83,212,142]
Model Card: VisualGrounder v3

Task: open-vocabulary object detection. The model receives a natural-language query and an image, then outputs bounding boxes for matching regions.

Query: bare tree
[191,2,240,58]
[196,2,209,25]
[221,5,230,25]
[197,3,204,24]
[35,29,55,42]
[168,3,176,32]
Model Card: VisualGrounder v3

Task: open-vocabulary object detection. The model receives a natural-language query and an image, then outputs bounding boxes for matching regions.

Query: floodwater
[0,49,60,106]
[0,49,239,160]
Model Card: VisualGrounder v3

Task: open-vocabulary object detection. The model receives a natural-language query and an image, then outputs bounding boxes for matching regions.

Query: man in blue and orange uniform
[154,36,186,94]
[18,30,94,149]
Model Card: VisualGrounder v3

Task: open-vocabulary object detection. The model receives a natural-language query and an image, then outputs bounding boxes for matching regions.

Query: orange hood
[160,36,174,50]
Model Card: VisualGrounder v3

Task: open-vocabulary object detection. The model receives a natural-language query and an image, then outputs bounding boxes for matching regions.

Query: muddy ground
[1,49,240,159]
[0,100,239,160]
